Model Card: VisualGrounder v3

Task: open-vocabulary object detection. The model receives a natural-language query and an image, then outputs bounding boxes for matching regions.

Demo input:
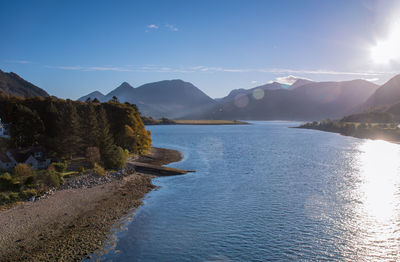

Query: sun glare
[370,22,400,64]
[356,140,400,222]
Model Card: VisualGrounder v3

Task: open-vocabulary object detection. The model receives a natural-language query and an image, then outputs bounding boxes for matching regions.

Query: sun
[370,22,400,64]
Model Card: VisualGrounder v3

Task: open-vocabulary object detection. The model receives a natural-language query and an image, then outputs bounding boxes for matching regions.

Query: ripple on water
[90,122,400,261]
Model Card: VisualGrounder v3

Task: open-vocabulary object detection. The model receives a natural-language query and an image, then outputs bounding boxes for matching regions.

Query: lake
[93,121,400,261]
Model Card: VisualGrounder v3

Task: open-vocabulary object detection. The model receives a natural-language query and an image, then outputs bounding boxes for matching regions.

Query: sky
[1,0,400,99]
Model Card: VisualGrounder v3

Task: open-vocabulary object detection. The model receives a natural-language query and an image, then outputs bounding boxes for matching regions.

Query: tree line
[0,93,152,168]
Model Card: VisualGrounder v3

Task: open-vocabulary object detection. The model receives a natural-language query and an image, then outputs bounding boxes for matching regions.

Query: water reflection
[349,140,400,260]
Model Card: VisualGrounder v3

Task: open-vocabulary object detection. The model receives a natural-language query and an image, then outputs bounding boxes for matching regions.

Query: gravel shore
[0,147,183,261]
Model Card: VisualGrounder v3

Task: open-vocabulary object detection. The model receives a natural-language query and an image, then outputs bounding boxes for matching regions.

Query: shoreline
[144,119,250,125]
[0,147,184,261]
[295,125,400,144]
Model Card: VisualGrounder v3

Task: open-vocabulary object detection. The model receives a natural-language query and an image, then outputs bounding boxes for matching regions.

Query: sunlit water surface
[90,121,400,261]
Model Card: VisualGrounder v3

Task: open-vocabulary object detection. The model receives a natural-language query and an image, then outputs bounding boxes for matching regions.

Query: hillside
[361,74,400,110]
[0,69,49,97]
[216,82,285,104]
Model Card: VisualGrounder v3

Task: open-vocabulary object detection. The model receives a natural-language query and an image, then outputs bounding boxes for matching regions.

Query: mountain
[0,69,49,97]
[187,79,379,121]
[361,74,400,110]
[79,79,216,118]
[79,91,105,102]
[289,78,314,90]
[106,82,134,101]
[216,82,285,104]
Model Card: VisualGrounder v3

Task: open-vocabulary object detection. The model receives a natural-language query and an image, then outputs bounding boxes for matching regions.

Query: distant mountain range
[80,77,382,120]
[4,68,400,121]
[79,80,216,119]
[182,79,379,120]
[0,69,49,98]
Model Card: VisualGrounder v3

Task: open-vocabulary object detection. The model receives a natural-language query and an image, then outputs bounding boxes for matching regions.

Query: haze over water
[97,122,400,261]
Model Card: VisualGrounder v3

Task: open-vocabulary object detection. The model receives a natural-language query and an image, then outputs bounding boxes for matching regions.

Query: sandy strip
[0,147,183,261]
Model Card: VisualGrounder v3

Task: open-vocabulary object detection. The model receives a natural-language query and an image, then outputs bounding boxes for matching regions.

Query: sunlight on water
[358,140,400,222]
[351,139,400,259]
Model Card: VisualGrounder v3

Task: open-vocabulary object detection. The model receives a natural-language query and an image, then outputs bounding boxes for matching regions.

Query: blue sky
[1,0,400,99]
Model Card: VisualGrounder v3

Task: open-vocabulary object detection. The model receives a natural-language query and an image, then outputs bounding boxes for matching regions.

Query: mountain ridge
[80,79,216,118]
[183,79,379,121]
[0,69,49,98]
[361,74,400,111]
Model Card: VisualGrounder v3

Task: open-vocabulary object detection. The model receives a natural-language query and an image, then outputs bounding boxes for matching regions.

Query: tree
[85,147,101,167]
[112,96,118,103]
[10,104,45,147]
[58,102,81,158]
[97,107,114,161]
[120,125,137,152]
[81,103,99,148]
[13,164,32,179]
[103,145,127,169]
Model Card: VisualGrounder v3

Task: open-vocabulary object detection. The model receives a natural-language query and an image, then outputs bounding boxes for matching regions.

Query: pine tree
[97,106,114,161]
[82,102,99,148]
[58,102,81,158]
[10,104,45,147]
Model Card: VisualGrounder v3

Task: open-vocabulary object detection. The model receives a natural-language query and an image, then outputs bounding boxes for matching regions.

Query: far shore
[145,119,249,125]
[174,120,249,125]
[0,147,185,261]
[295,122,400,144]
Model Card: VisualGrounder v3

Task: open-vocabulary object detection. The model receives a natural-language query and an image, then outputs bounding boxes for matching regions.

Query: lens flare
[234,94,249,108]
[252,88,264,100]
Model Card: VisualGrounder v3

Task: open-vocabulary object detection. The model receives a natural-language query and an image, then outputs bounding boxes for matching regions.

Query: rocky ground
[0,147,183,261]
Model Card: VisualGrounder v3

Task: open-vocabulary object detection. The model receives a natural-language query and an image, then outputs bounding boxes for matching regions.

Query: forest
[0,93,152,169]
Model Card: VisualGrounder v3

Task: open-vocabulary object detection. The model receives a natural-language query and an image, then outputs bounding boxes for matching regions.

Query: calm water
[93,121,400,261]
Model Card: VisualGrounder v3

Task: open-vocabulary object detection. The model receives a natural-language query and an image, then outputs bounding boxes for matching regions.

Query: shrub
[51,162,67,173]
[78,166,85,174]
[19,189,38,199]
[24,175,36,187]
[8,192,20,201]
[93,163,105,176]
[102,145,127,169]
[43,170,63,188]
[0,173,19,191]
[0,172,12,181]
[0,192,11,204]
[13,164,32,179]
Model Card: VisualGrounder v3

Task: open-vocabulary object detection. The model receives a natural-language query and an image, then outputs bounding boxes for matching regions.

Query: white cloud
[274,75,312,85]
[47,64,393,79]
[185,66,385,76]
[165,24,178,31]
[47,65,131,72]
[147,24,159,29]
[251,80,258,84]
[257,68,382,76]
[6,60,32,64]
